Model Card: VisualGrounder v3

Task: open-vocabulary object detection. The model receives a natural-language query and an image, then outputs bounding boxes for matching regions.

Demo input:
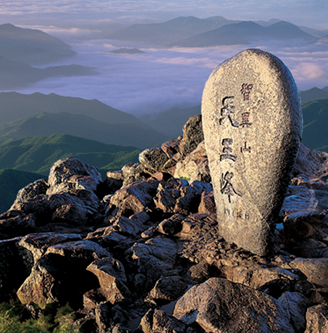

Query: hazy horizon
[0,0,327,116]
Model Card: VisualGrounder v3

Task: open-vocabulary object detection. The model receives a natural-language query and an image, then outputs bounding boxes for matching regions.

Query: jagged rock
[0,210,36,238]
[304,304,328,333]
[188,260,221,283]
[121,163,150,187]
[162,153,182,176]
[157,214,185,236]
[95,303,128,333]
[10,179,49,210]
[87,256,131,304]
[101,172,124,196]
[126,236,177,290]
[174,141,210,183]
[102,212,151,237]
[286,258,328,287]
[173,277,295,333]
[18,232,82,262]
[225,265,304,292]
[293,143,328,178]
[161,137,182,158]
[83,289,106,309]
[146,276,188,304]
[11,191,100,226]
[0,237,30,302]
[17,240,107,308]
[278,291,309,333]
[198,191,215,214]
[108,179,158,217]
[139,148,169,173]
[139,309,185,333]
[47,158,102,194]
[45,239,110,262]
[179,115,204,157]
[154,178,200,215]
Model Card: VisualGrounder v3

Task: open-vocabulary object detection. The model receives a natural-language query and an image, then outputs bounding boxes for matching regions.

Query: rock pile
[0,115,328,332]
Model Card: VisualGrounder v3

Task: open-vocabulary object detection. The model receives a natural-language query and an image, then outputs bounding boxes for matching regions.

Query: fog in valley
[0,0,328,116]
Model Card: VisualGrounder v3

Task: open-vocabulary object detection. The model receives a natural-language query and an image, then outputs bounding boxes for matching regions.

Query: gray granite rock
[202,48,302,255]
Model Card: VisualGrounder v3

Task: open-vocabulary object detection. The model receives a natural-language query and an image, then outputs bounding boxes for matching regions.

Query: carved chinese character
[219,97,239,127]
[240,112,252,128]
[241,83,253,100]
[241,142,251,153]
[220,171,242,203]
[220,138,237,162]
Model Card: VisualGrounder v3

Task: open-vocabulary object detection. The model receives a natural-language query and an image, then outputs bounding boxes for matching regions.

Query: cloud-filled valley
[10,34,328,116]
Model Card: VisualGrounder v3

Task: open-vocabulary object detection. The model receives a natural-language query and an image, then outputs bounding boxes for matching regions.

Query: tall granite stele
[202,49,302,256]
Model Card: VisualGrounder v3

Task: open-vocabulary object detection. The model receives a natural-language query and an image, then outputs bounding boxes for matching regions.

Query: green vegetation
[0,134,140,178]
[0,92,168,148]
[302,98,328,151]
[0,301,81,332]
[0,169,44,214]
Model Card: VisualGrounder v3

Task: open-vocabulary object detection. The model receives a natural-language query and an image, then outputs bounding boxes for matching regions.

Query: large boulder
[202,49,302,256]
[173,277,295,333]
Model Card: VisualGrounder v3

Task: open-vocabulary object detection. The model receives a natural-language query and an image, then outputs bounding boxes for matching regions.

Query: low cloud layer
[9,35,328,117]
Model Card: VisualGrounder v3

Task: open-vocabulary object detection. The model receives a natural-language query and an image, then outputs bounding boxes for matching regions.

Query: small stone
[202,49,302,255]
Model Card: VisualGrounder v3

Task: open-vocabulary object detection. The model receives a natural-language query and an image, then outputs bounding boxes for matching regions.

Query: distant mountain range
[107,16,240,46]
[107,16,317,47]
[110,48,145,54]
[0,92,168,148]
[0,169,44,214]
[0,133,140,176]
[0,57,96,89]
[302,98,328,151]
[0,23,75,65]
[299,87,328,103]
[0,24,96,89]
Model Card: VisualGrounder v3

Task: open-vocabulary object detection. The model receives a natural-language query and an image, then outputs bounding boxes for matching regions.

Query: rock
[87,256,131,304]
[45,239,110,262]
[0,210,36,239]
[0,237,30,302]
[154,179,200,215]
[157,214,185,236]
[202,49,302,256]
[126,236,177,290]
[188,260,221,283]
[287,258,328,287]
[139,309,185,333]
[304,304,328,333]
[161,137,182,158]
[121,163,150,187]
[278,291,309,333]
[108,179,158,217]
[17,240,105,309]
[47,157,102,195]
[173,277,295,333]
[146,276,188,303]
[139,148,169,173]
[18,232,82,262]
[198,191,216,214]
[10,179,49,210]
[179,115,204,156]
[83,289,106,309]
[162,153,182,176]
[174,141,210,183]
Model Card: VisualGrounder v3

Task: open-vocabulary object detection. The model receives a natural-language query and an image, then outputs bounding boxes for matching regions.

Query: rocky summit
[0,112,327,332]
[202,48,303,256]
[0,56,327,331]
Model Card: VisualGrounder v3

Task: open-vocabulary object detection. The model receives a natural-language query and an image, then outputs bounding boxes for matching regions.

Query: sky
[0,0,327,116]
[0,0,327,30]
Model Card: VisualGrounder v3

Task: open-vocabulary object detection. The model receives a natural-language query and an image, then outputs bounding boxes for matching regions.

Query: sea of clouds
[12,32,328,116]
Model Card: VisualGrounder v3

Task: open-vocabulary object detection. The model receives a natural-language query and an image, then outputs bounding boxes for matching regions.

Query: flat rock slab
[202,48,302,255]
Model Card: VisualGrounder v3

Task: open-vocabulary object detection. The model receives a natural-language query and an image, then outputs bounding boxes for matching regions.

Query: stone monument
[202,49,302,256]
